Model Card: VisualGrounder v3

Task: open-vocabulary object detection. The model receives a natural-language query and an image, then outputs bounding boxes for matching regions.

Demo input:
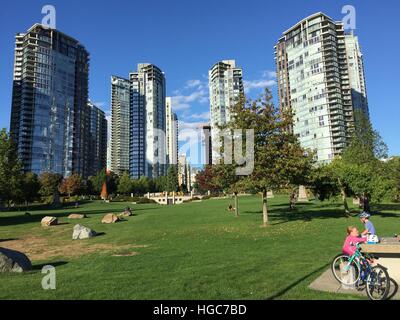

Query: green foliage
[21,172,40,204]
[225,88,314,223]
[309,165,340,201]
[311,111,394,212]
[0,129,24,207]
[118,172,133,195]
[228,89,312,193]
[38,172,63,197]
[166,165,179,192]
[87,169,107,195]
[344,109,388,164]
[153,175,167,192]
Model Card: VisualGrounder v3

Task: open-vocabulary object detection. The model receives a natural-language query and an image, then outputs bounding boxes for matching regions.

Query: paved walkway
[309,269,399,300]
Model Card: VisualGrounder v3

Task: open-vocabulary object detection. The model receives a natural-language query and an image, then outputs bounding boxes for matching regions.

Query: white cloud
[188,112,210,120]
[171,85,209,112]
[243,79,277,93]
[185,79,202,88]
[261,70,277,79]
[244,70,277,94]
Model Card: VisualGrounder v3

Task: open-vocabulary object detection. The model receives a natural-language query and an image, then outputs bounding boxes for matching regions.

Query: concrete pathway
[309,269,399,300]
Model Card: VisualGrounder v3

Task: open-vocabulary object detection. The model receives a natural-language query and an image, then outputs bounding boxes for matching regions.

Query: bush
[135,197,156,204]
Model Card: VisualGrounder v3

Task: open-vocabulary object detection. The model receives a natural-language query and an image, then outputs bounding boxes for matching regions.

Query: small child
[342,226,367,256]
[359,212,376,236]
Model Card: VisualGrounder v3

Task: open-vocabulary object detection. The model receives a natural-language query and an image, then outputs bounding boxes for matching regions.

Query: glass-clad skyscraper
[111,64,167,179]
[10,23,90,177]
[110,76,131,175]
[208,60,244,163]
[88,100,107,177]
[275,13,369,164]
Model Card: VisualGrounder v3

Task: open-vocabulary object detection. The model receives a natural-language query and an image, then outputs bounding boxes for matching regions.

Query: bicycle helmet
[359,211,371,219]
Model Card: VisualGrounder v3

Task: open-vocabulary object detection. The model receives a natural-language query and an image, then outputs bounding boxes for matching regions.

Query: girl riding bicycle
[342,226,367,256]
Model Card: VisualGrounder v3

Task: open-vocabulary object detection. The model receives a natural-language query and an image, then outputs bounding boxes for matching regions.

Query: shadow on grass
[266,263,329,300]
[32,261,68,271]
[243,201,400,225]
[244,206,348,224]
[0,207,155,227]
[0,238,19,242]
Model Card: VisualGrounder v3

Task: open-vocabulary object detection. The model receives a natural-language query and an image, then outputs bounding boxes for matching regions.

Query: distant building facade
[110,75,131,175]
[166,97,178,166]
[87,100,107,176]
[111,64,167,179]
[208,60,244,163]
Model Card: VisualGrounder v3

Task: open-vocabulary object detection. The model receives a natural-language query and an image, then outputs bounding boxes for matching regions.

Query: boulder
[0,247,32,272]
[101,213,120,224]
[68,213,87,219]
[41,216,58,226]
[120,208,133,217]
[72,224,96,240]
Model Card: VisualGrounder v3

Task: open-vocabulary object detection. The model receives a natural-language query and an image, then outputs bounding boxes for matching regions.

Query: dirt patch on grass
[0,236,147,261]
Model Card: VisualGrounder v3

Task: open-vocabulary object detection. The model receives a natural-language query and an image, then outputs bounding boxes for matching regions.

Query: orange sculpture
[100,170,110,200]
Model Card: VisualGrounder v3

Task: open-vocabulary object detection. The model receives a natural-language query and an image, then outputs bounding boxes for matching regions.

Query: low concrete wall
[361,238,400,289]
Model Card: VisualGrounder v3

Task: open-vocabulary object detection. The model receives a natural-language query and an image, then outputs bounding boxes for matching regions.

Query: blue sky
[0,0,399,157]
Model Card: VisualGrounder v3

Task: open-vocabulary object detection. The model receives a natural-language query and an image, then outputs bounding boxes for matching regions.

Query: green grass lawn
[1,195,399,300]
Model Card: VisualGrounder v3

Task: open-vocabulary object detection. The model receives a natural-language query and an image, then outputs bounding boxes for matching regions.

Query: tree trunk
[341,187,350,215]
[262,191,268,227]
[363,193,371,213]
[289,189,297,211]
[234,192,239,217]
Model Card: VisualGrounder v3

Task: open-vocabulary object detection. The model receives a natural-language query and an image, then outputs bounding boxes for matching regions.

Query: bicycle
[331,243,390,300]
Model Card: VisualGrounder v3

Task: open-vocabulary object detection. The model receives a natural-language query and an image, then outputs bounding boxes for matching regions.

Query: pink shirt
[342,236,366,256]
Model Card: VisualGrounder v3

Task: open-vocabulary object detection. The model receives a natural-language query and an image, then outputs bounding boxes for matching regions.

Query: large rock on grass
[0,247,32,272]
[120,207,133,217]
[101,213,120,224]
[72,224,96,240]
[41,216,58,227]
[68,213,87,219]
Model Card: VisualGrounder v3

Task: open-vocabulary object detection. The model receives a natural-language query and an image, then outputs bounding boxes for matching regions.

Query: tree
[118,172,132,195]
[343,109,388,164]
[338,111,390,212]
[153,176,167,192]
[21,172,40,209]
[195,165,222,194]
[39,172,63,205]
[87,169,107,195]
[59,173,84,197]
[309,165,340,202]
[388,157,400,202]
[0,129,23,208]
[107,171,119,196]
[166,165,179,192]
[213,164,241,216]
[228,89,312,226]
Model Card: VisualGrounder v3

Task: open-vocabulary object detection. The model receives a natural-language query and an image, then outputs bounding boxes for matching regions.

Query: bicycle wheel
[331,254,360,286]
[366,265,390,300]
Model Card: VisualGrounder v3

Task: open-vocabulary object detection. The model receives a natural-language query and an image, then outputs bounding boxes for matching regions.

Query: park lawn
[0,195,399,300]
